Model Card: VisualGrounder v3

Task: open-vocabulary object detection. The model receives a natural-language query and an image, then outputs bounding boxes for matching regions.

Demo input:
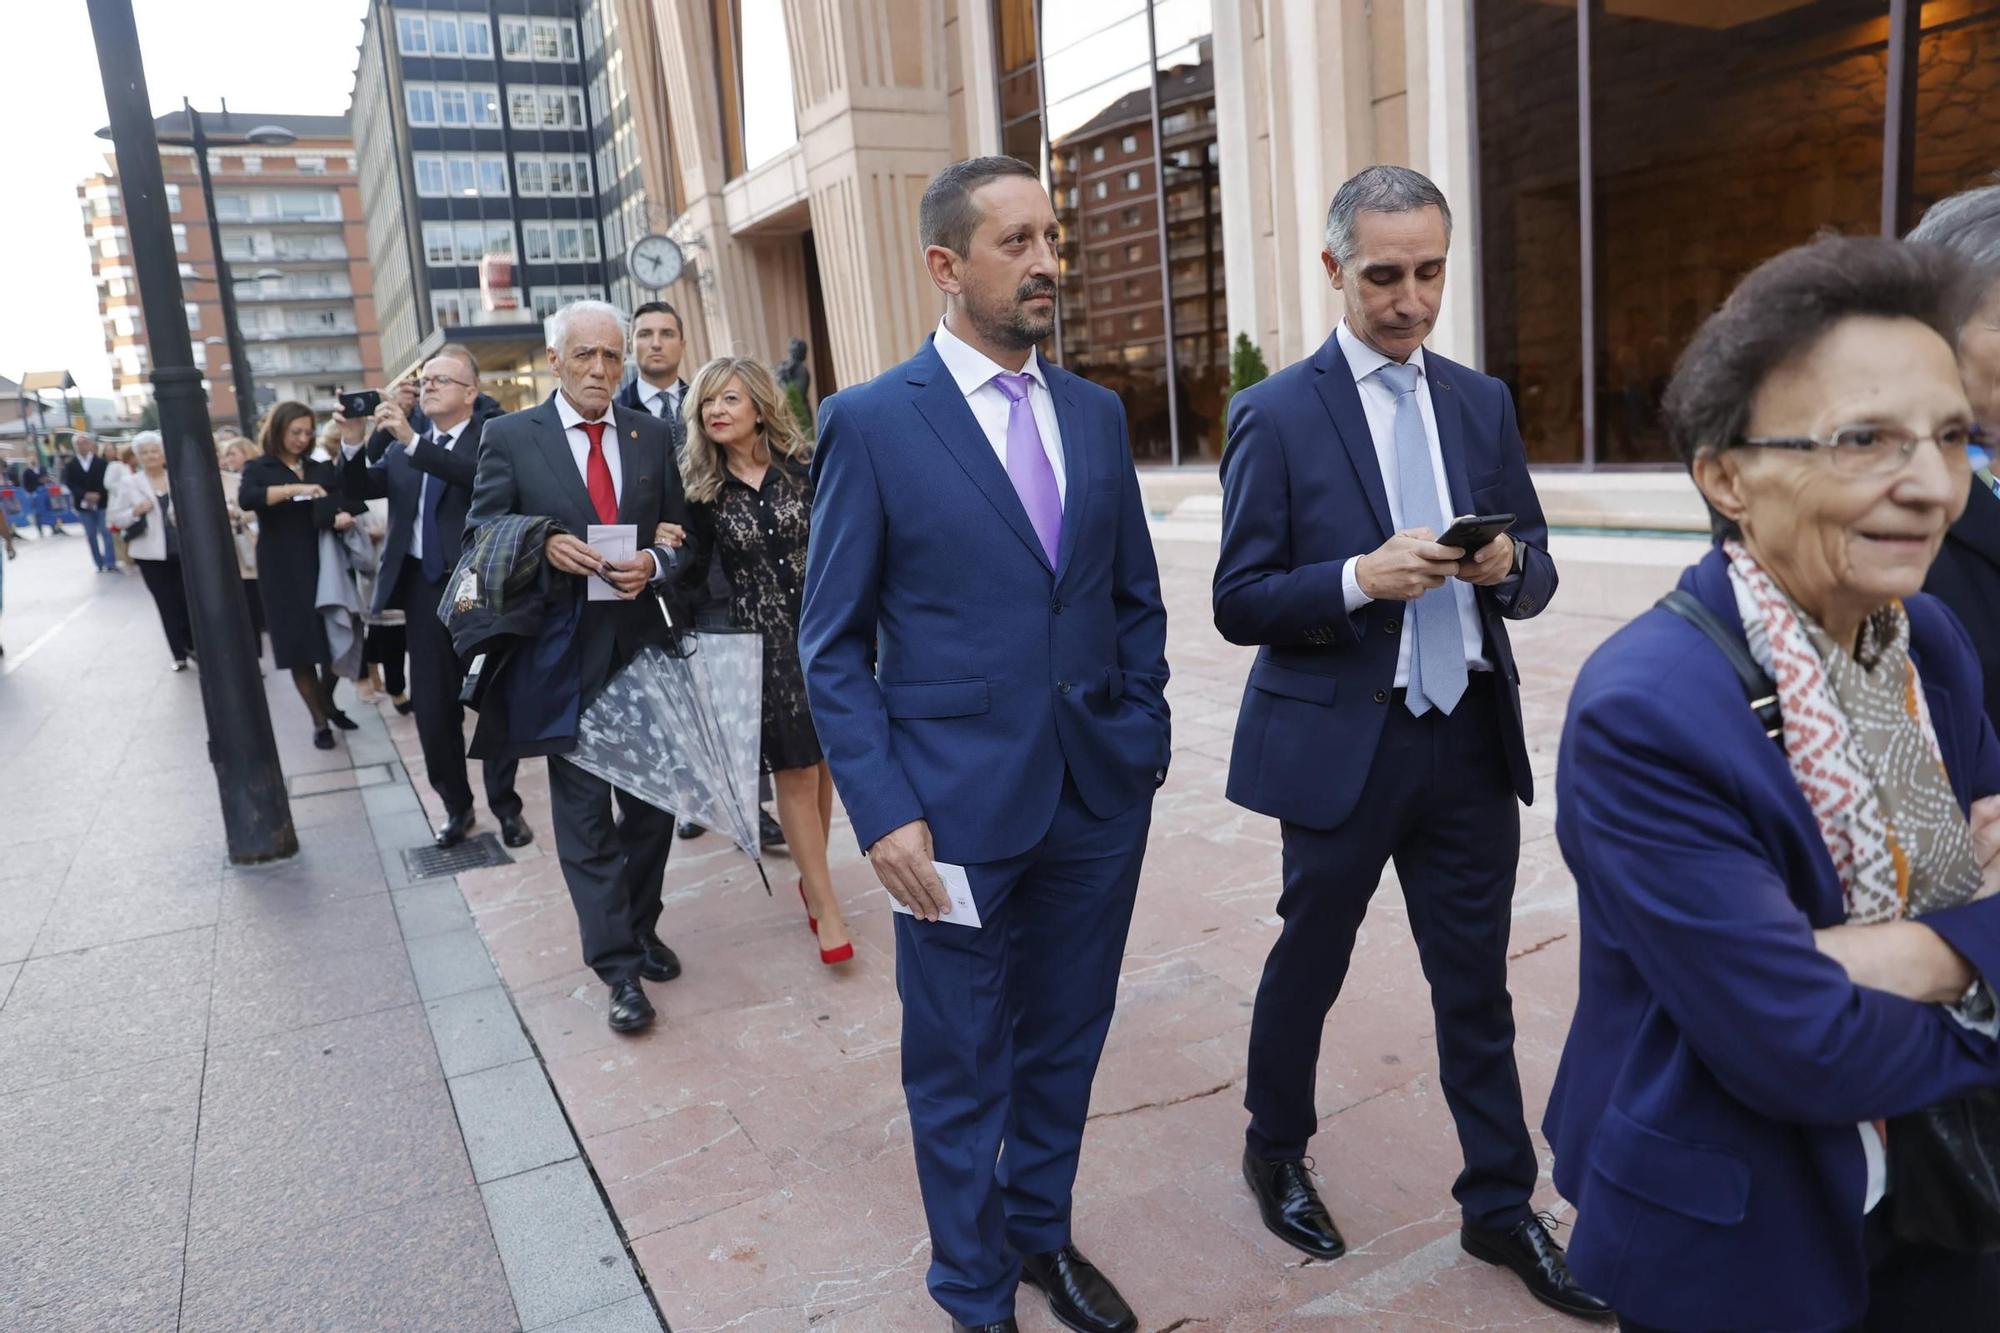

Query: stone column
[785,0,956,385]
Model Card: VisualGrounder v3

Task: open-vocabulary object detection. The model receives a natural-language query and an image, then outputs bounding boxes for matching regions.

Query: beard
[970,277,1058,351]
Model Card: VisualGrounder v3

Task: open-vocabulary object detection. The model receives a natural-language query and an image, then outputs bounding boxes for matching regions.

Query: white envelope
[585,523,637,600]
[888,861,983,928]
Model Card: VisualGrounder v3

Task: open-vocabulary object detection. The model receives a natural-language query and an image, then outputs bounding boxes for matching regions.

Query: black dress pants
[392,559,517,819]
[1243,673,1539,1230]
[137,557,194,661]
[547,752,673,985]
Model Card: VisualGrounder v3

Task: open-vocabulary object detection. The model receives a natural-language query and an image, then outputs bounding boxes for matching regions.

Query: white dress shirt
[1334,320,1491,683]
[553,391,673,578]
[932,319,1067,505]
[637,377,683,422]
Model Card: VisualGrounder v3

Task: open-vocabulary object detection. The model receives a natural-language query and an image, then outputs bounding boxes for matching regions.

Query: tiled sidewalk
[391,530,1692,1332]
[0,537,659,1332]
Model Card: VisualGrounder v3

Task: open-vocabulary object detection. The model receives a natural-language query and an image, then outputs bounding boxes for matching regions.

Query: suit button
[1051,598,1064,614]
[1373,689,1388,704]
[1519,599,1535,615]
[1385,618,1400,634]
[1057,681,1071,695]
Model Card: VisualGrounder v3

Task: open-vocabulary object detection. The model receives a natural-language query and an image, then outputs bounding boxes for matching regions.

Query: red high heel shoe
[797,880,817,936]
[819,939,854,965]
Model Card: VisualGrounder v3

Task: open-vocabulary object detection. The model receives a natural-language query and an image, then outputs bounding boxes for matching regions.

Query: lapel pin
[629,429,638,439]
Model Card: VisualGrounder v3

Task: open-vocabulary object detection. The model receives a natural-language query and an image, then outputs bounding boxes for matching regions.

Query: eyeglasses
[418,375,473,390]
[1731,422,1986,476]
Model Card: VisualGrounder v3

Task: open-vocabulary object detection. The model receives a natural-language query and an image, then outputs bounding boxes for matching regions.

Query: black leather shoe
[640,939,682,983]
[497,812,533,848]
[435,808,475,849]
[326,708,359,731]
[676,820,706,840]
[1242,1148,1346,1260]
[607,980,655,1033]
[760,809,785,849]
[949,1321,1018,1332]
[312,727,335,751]
[1020,1244,1136,1333]
[1460,1214,1613,1320]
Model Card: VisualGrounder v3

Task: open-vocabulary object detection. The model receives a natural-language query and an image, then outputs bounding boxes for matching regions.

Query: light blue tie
[1374,361,1466,717]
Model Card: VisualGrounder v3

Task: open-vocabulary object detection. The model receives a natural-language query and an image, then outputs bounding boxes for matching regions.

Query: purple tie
[991,372,1062,565]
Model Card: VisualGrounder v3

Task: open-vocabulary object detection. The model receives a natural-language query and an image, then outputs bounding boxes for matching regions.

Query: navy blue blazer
[1924,479,2000,726]
[1545,547,2000,1333]
[342,399,498,614]
[799,337,1171,868]
[1213,330,1556,829]
[614,376,687,459]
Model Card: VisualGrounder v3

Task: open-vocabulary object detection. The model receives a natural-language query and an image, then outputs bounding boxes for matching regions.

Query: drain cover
[403,832,513,880]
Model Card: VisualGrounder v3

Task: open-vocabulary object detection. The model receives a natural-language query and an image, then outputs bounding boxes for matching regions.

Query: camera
[337,389,382,421]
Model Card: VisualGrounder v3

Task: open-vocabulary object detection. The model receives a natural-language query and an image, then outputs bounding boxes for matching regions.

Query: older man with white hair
[62,433,117,573]
[466,299,697,1033]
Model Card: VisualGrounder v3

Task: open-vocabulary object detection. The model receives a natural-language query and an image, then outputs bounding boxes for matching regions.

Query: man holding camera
[341,346,529,850]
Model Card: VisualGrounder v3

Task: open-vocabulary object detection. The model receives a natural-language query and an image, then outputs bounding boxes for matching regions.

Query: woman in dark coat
[1908,184,2000,726]
[238,400,366,749]
[677,355,849,964]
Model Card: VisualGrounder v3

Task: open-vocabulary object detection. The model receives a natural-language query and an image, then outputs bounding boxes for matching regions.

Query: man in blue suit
[801,156,1170,1333]
[1214,166,1606,1320]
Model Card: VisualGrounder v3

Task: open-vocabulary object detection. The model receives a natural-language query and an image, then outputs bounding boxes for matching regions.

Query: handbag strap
[1656,589,1784,747]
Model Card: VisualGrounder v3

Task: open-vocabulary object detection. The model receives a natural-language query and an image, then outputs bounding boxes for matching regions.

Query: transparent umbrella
[568,622,771,892]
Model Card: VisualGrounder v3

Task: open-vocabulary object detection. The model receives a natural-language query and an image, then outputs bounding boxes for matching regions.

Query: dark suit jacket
[1212,329,1557,830]
[61,455,109,508]
[615,376,687,459]
[1544,547,2000,1332]
[799,337,1170,866]
[343,401,497,614]
[464,393,693,706]
[1924,478,2000,725]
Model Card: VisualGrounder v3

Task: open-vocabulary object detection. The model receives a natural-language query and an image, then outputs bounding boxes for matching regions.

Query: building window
[554,222,584,261]
[538,89,568,128]
[1123,170,1141,191]
[433,291,465,326]
[513,154,545,195]
[470,86,500,126]
[429,15,461,56]
[446,155,478,196]
[242,156,263,174]
[171,224,188,254]
[1092,181,1108,200]
[581,226,599,262]
[454,221,485,265]
[405,85,438,127]
[395,12,428,55]
[522,222,553,262]
[424,222,456,266]
[164,184,180,213]
[500,17,530,58]
[531,19,565,60]
[1125,243,1143,262]
[567,90,585,126]
[478,155,508,196]
[509,90,538,128]
[1121,134,1138,153]
[575,154,593,192]
[485,221,514,256]
[295,156,326,174]
[438,86,470,127]
[414,154,447,196]
[184,302,200,332]
[462,17,492,57]
[1091,145,1105,163]
[546,157,575,195]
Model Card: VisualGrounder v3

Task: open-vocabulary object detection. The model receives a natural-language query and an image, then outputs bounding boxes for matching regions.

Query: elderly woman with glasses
[1543,237,2000,1333]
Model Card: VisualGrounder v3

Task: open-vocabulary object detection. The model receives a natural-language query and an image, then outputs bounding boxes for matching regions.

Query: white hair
[132,430,164,449]
[545,299,629,357]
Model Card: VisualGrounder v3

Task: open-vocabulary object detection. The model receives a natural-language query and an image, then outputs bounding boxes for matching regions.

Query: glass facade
[995,0,1226,464]
[1477,2,2000,466]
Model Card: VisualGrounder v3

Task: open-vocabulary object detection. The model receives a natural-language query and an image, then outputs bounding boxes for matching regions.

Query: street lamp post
[86,0,298,863]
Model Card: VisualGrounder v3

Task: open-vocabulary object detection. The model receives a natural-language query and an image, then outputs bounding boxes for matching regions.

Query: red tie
[579,420,617,524]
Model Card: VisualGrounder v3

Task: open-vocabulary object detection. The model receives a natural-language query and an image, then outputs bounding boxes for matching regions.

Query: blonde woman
[675,356,850,964]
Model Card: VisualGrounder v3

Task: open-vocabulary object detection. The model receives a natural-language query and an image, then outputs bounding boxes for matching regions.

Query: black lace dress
[684,458,822,772]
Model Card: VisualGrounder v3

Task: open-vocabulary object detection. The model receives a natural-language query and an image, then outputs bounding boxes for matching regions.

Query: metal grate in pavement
[403,832,514,880]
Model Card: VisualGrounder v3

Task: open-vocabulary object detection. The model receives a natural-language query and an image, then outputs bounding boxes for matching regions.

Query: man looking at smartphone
[1213,167,1604,1320]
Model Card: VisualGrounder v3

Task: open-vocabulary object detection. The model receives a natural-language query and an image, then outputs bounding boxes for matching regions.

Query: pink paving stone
[384,537,1688,1330]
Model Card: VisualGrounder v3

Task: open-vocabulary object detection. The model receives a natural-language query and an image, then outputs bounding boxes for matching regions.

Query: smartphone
[337,389,382,421]
[1436,512,1516,555]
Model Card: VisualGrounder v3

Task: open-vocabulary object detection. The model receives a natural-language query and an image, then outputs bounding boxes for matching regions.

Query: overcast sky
[0,0,370,399]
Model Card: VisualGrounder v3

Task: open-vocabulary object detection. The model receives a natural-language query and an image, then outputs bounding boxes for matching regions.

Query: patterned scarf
[1724,541,1980,923]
